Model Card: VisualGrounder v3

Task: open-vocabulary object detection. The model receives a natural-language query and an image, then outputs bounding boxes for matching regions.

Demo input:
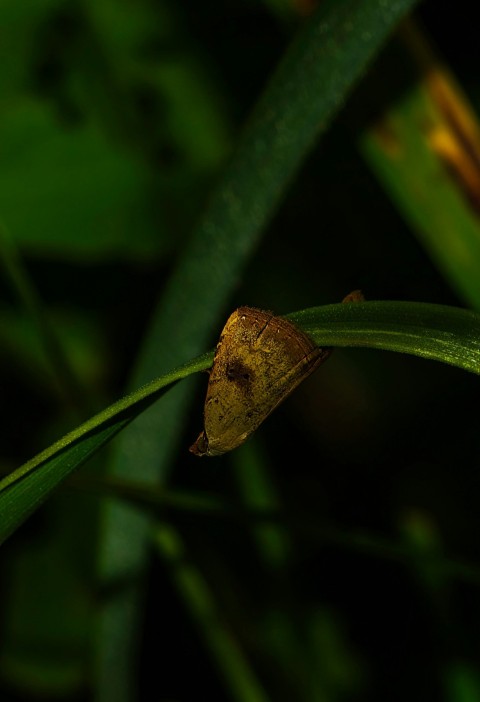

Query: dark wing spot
[226,360,254,390]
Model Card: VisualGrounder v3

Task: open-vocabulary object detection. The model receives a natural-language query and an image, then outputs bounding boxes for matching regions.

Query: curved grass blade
[288,300,480,374]
[1,300,477,545]
[119,0,423,480]
[0,352,212,545]
[95,1,422,694]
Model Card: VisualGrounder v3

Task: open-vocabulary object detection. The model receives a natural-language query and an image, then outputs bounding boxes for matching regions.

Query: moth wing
[203,310,328,455]
[201,308,273,454]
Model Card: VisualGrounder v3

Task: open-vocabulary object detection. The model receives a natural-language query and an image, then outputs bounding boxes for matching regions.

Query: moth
[189,306,331,457]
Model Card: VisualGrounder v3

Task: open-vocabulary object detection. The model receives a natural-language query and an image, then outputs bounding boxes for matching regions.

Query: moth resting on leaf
[190,292,363,457]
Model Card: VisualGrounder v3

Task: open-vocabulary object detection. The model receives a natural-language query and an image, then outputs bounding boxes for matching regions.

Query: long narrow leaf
[0,353,212,545]
[1,301,478,545]
[358,21,480,310]
[154,523,271,702]
[115,0,423,480]
[288,300,480,373]
[96,2,421,694]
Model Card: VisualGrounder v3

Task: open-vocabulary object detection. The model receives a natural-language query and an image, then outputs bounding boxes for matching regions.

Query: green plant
[1,1,479,701]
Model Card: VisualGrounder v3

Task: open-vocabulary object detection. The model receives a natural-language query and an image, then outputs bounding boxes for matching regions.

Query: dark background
[1,1,479,701]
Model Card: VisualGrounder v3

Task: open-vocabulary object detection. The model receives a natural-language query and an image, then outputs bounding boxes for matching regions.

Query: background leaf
[95,2,420,694]
[3,0,480,700]
[357,20,480,310]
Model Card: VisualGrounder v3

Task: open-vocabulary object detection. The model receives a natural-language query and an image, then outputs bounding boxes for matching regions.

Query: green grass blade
[0,224,88,412]
[232,441,291,571]
[1,301,477,545]
[288,300,480,374]
[154,523,271,702]
[357,21,480,310]
[0,352,212,545]
[114,0,422,481]
[67,477,480,586]
[96,2,421,696]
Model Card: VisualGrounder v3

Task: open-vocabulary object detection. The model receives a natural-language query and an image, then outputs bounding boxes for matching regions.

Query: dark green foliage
[1,1,480,701]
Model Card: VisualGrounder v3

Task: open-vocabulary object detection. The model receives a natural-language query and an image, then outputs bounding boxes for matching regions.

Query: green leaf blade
[0,352,212,544]
[1,301,478,546]
[357,22,480,310]
[289,301,480,374]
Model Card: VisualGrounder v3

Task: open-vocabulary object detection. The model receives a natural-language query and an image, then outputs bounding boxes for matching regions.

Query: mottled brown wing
[190,307,329,456]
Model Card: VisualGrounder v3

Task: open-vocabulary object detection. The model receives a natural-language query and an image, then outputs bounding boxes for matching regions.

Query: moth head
[189,431,209,456]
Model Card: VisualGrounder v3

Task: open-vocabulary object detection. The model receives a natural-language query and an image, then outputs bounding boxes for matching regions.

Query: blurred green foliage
[1,1,480,701]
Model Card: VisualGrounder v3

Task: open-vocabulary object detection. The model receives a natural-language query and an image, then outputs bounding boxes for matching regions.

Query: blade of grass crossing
[0,352,213,544]
[95,2,421,697]
[154,523,271,702]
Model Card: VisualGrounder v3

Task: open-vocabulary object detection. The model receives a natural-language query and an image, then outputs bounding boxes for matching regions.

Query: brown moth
[189,307,331,457]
